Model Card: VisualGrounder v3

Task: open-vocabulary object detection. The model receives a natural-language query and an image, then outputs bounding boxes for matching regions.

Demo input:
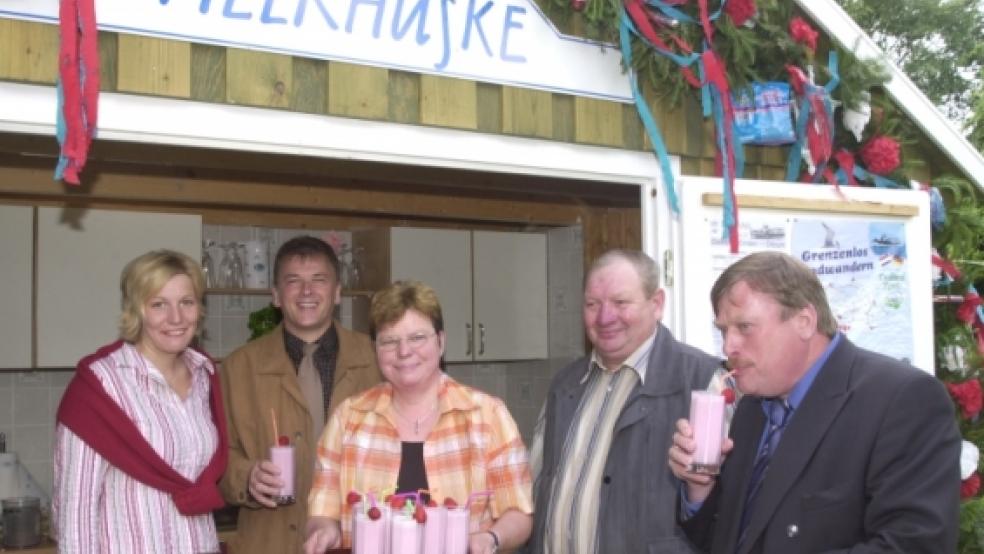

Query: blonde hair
[119,249,206,342]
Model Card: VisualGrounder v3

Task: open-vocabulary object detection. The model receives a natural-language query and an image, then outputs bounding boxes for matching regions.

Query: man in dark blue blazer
[670,251,960,553]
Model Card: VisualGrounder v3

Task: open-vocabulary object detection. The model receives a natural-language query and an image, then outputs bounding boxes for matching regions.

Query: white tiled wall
[0,370,73,498]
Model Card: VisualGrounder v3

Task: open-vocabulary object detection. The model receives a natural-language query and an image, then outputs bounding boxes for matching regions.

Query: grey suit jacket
[684,338,960,553]
[528,322,720,553]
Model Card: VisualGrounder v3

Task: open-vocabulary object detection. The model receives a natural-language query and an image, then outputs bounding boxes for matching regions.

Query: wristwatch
[487,530,500,553]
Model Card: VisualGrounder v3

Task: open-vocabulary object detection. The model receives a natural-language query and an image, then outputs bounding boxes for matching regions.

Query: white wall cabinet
[36,207,201,367]
[358,227,547,362]
[0,205,34,368]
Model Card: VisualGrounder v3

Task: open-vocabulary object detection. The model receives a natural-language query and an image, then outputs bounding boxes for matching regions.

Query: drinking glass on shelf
[201,240,216,288]
[229,243,245,289]
[218,243,234,288]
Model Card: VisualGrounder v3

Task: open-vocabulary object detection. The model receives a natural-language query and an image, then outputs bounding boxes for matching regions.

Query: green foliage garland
[933,176,984,553]
[549,0,909,185]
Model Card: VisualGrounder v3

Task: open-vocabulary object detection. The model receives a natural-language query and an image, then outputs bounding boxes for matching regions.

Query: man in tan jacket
[220,236,381,554]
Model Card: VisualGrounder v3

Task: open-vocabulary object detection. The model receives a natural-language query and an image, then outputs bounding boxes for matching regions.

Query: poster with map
[791,218,913,362]
[681,177,930,372]
[704,215,913,363]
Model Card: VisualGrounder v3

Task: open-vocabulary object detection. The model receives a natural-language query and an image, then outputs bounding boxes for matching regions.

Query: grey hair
[586,249,661,297]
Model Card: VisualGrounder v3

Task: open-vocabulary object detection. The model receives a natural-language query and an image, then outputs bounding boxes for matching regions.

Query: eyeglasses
[376,331,436,352]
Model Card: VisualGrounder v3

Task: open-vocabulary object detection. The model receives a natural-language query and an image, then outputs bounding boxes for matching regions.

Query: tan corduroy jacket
[218,323,380,554]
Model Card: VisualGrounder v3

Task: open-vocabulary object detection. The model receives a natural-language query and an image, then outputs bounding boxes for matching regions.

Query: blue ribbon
[54,80,69,181]
[621,11,680,213]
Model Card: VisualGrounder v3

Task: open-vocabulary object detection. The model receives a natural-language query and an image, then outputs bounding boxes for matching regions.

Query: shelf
[206,287,270,295]
[206,287,375,297]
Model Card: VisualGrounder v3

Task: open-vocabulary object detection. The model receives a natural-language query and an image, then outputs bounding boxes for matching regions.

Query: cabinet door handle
[466,323,473,356]
[478,323,486,356]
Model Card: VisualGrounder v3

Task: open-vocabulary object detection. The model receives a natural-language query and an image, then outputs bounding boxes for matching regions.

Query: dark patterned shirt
[283,325,339,421]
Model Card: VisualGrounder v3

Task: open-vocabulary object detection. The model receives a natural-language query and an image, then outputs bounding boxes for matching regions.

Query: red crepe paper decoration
[724,0,756,27]
[789,16,818,52]
[963,473,982,499]
[948,379,984,420]
[859,135,901,175]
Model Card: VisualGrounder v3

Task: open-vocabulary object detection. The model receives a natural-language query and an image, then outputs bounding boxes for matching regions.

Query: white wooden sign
[0,0,633,102]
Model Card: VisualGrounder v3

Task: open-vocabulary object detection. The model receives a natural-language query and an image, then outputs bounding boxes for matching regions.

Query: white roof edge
[795,0,984,191]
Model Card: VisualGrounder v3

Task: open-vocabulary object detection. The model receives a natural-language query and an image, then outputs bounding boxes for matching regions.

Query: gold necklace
[391,398,439,436]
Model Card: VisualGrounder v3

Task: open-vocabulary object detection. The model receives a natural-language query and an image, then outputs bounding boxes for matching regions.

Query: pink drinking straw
[418,489,437,505]
[392,491,421,517]
[366,491,378,515]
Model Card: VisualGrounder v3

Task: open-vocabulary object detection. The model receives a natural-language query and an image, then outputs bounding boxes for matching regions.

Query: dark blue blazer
[683,338,961,553]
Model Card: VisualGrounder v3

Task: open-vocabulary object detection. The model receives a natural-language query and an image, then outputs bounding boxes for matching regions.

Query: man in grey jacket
[527,249,721,553]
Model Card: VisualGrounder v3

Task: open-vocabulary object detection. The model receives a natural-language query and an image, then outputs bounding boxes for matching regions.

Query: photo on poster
[792,218,912,362]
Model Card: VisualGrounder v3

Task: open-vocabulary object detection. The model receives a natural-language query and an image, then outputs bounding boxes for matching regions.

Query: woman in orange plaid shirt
[304,280,533,553]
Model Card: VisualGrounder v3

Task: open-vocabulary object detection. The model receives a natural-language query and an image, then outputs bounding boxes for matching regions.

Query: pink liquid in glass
[268,445,295,504]
[444,507,469,554]
[421,505,446,554]
[389,514,421,554]
[689,390,726,475]
[353,510,386,554]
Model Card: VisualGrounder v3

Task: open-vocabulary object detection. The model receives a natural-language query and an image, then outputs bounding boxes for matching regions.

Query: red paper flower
[789,17,818,52]
[963,472,981,499]
[724,0,756,26]
[859,135,901,175]
[947,379,984,420]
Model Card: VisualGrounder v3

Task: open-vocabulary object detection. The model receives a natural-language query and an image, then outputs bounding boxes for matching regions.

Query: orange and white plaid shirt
[309,374,533,546]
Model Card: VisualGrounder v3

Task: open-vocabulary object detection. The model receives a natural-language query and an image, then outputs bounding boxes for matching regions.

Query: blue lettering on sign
[261,0,288,24]
[391,0,431,45]
[435,0,453,70]
[294,0,339,29]
[176,0,529,69]
[346,0,386,38]
[500,5,525,62]
[462,0,493,57]
[223,0,251,20]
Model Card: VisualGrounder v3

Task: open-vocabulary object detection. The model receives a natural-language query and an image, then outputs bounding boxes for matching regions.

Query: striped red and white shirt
[53,342,220,554]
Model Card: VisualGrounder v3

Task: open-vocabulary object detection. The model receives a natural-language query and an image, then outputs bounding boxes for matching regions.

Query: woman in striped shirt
[53,250,228,554]
[304,280,533,553]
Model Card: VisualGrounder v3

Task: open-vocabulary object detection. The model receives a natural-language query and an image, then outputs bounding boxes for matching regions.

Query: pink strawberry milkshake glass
[444,506,470,554]
[689,390,726,474]
[421,503,447,554]
[268,442,295,504]
[389,512,421,554]
[352,505,386,554]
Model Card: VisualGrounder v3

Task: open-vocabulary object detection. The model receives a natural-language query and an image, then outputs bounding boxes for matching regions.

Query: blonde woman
[54,249,227,554]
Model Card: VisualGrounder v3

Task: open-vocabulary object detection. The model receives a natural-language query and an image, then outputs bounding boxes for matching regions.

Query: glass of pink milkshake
[689,390,726,474]
[389,512,422,554]
[269,437,295,504]
[444,505,470,554]
[352,502,386,554]
[421,502,447,554]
